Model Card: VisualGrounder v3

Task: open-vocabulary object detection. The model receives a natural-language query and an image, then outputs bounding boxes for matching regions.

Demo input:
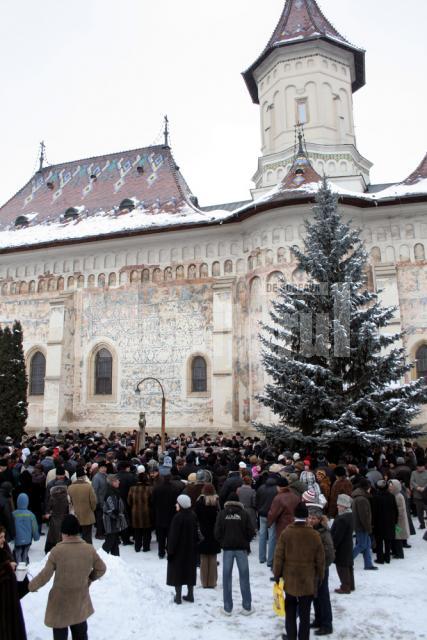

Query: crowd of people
[0,428,427,640]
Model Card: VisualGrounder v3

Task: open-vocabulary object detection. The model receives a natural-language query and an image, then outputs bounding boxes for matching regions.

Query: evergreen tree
[0,321,28,440]
[256,179,427,453]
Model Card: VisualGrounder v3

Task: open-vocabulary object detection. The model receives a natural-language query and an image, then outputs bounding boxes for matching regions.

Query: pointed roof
[0,144,198,231]
[403,152,427,185]
[243,0,365,103]
[280,134,322,191]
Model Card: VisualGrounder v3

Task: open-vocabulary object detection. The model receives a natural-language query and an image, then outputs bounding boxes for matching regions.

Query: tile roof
[243,0,365,103]
[403,152,427,185]
[0,144,197,230]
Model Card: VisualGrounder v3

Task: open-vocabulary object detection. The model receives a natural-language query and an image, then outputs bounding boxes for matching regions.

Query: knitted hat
[177,494,192,509]
[163,456,173,468]
[302,487,317,503]
[293,453,301,461]
[337,494,352,509]
[238,461,247,469]
[137,465,145,474]
[187,473,197,483]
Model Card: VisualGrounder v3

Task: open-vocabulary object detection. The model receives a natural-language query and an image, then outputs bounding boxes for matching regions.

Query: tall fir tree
[256,179,427,454]
[0,321,28,440]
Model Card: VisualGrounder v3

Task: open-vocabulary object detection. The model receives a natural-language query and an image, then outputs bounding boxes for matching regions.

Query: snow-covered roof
[0,145,199,230]
[0,146,426,254]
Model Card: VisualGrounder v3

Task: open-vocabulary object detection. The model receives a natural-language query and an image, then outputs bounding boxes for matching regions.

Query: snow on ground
[22,523,426,640]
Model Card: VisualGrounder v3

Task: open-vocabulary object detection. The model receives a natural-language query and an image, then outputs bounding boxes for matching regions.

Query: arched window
[30,351,46,395]
[191,356,207,392]
[416,345,427,382]
[95,348,113,395]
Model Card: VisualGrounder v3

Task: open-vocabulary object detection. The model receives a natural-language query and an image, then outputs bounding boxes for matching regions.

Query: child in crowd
[12,493,40,564]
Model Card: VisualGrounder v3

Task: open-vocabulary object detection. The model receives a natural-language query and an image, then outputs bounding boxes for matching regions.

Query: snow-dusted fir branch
[255,178,427,454]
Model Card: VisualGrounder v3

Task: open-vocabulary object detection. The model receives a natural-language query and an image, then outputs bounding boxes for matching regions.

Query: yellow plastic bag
[273,578,286,617]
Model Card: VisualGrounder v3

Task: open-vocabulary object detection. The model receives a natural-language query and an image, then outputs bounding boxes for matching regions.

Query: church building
[0,0,426,435]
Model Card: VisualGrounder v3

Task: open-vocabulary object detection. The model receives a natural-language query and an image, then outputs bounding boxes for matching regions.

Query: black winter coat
[330,511,354,567]
[0,486,15,541]
[371,489,398,539]
[194,496,221,555]
[255,476,278,517]
[152,478,180,528]
[0,543,27,640]
[166,509,198,587]
[214,501,255,551]
[116,471,136,503]
[219,473,243,507]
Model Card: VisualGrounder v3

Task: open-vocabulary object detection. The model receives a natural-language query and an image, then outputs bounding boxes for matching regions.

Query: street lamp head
[135,387,141,395]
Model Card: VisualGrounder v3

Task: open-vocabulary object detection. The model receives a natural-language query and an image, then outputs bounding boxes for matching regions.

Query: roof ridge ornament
[38,141,46,173]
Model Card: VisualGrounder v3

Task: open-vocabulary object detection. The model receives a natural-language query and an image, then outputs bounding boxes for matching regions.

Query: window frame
[88,343,118,403]
[187,353,211,398]
[416,345,427,382]
[29,350,46,396]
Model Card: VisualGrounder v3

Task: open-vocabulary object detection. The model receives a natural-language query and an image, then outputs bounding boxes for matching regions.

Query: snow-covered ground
[21,523,426,640]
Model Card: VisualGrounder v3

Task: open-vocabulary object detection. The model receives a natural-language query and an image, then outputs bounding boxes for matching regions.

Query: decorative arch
[87,342,118,402]
[212,261,220,277]
[200,263,209,278]
[27,348,46,397]
[186,353,211,397]
[414,243,425,261]
[370,247,382,263]
[416,344,427,382]
[108,272,117,287]
[224,259,233,274]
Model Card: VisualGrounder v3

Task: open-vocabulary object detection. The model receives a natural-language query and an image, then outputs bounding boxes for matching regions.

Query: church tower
[243,0,372,194]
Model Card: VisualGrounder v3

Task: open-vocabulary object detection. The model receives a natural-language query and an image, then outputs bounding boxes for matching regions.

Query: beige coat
[29,538,106,628]
[389,480,410,540]
[68,479,97,526]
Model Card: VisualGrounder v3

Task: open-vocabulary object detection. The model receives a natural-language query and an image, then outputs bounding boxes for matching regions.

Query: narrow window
[30,351,46,395]
[192,356,207,392]
[95,348,112,395]
[296,99,308,124]
[416,345,427,382]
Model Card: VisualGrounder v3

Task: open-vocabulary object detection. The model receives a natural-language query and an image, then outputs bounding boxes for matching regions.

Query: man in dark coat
[351,479,377,570]
[116,461,136,544]
[256,474,278,567]
[267,477,300,540]
[45,484,69,553]
[391,457,411,488]
[215,492,256,615]
[0,482,15,541]
[219,465,243,507]
[167,494,199,604]
[328,467,353,518]
[371,479,398,564]
[102,475,128,556]
[152,475,180,558]
[330,494,354,594]
[308,504,334,636]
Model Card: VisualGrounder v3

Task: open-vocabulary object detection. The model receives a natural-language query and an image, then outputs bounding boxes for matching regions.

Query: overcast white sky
[1,0,426,207]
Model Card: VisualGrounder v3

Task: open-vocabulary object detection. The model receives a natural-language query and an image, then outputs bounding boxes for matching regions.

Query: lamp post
[135,377,166,452]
